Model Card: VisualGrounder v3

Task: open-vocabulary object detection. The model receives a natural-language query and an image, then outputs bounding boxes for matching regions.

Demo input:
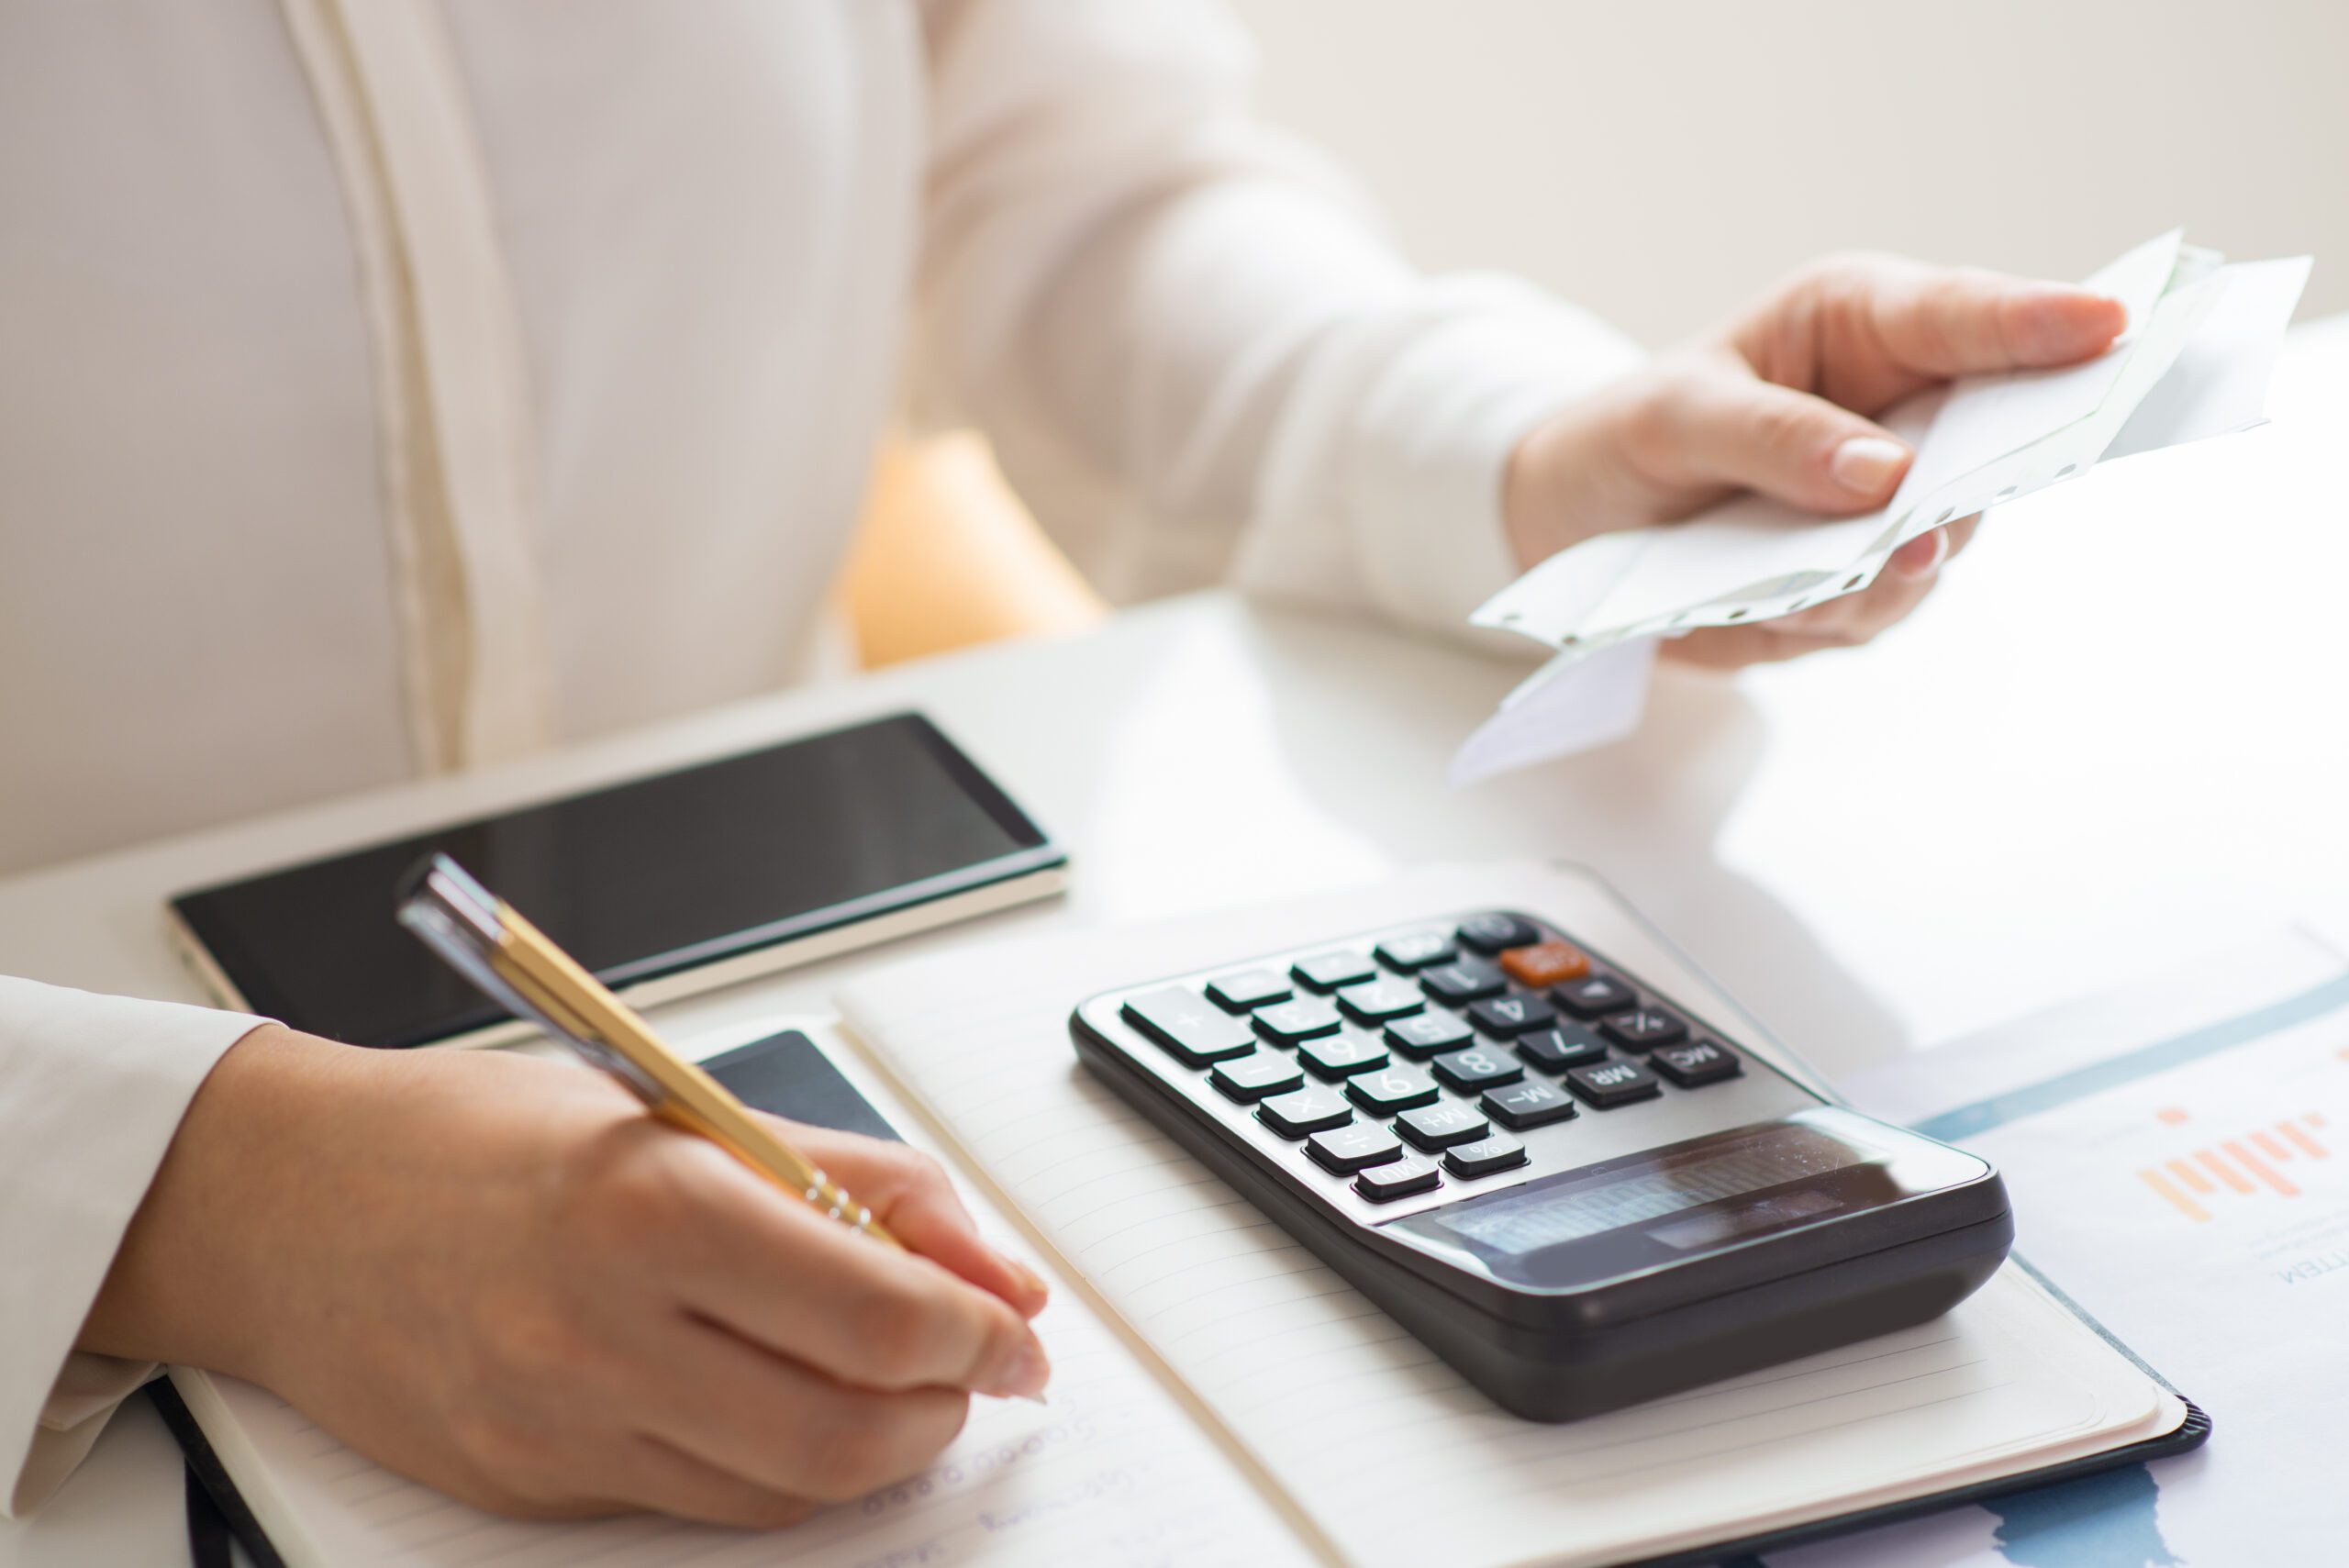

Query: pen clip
[396,854,664,1106]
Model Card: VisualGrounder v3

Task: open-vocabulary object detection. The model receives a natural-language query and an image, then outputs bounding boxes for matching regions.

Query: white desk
[6,313,2343,1565]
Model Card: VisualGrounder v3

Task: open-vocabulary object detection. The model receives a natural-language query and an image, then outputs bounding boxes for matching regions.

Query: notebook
[156,862,2203,1567]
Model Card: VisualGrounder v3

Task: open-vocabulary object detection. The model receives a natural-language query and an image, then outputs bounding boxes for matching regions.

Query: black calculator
[1070,911,2012,1420]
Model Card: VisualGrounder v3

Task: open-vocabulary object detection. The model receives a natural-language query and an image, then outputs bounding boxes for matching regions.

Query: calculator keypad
[1087,910,1815,1226]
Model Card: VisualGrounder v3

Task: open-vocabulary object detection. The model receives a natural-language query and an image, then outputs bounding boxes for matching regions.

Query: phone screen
[172,713,1060,1048]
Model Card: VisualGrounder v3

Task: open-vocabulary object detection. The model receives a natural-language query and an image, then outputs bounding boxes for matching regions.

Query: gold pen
[397,853,898,1249]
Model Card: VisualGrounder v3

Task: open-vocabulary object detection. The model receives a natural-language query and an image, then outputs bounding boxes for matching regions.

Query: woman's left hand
[1502,254,2127,668]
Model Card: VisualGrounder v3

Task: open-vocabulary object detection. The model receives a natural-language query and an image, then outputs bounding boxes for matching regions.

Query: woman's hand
[82,1026,1050,1527]
[1504,254,2127,667]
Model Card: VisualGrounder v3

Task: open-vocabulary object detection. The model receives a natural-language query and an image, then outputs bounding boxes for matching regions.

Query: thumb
[1645,369,1912,514]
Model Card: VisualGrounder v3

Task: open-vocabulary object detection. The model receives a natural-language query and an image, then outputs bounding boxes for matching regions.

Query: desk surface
[6,312,2343,1565]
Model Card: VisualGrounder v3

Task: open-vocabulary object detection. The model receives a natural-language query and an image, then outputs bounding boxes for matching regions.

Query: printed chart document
[1771,929,2349,1567]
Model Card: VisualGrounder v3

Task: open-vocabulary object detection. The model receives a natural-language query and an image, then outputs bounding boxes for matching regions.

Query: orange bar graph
[2197,1149,2255,1194]
[2222,1139,2299,1196]
[2139,1168,2210,1222]
[2143,1111,2333,1222]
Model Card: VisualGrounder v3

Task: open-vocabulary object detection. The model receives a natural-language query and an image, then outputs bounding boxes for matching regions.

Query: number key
[1431,1044,1524,1093]
[1346,1065,1441,1114]
[1375,930,1457,972]
[1298,1030,1390,1081]
[1468,993,1556,1038]
[1207,969,1291,1012]
[1458,914,1541,954]
[1515,1026,1609,1073]
[1386,1009,1474,1059]
[1254,997,1341,1045]
[1420,960,1507,1005]
[1292,950,1376,992]
[1336,977,1425,1024]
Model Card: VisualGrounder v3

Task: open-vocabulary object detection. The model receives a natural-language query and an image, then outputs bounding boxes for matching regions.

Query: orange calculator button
[1498,940,1590,988]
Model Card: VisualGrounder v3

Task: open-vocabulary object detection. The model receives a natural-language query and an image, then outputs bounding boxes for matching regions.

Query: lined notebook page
[168,1030,1317,1568]
[836,862,2178,1568]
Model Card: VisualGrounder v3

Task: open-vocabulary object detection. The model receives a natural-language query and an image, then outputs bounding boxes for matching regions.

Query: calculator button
[1515,1026,1609,1073]
[1208,1051,1306,1103]
[1354,1154,1443,1202]
[1651,1040,1742,1087]
[1397,1102,1491,1150]
[1307,1121,1406,1174]
[1258,1086,1354,1138]
[1375,931,1458,973]
[1480,1079,1579,1130]
[1457,914,1542,954]
[1254,997,1342,1045]
[1498,940,1591,988]
[1599,1007,1689,1051]
[1386,1010,1474,1059]
[1431,1044,1525,1093]
[1298,1030,1391,1081]
[1292,950,1377,992]
[1336,978,1426,1024]
[1122,987,1256,1065]
[1345,1065,1441,1114]
[1206,969,1291,1013]
[1564,1058,1664,1108]
[1467,994,1556,1038]
[1420,960,1507,1005]
[1553,974,1636,1018]
[1443,1133,1529,1178]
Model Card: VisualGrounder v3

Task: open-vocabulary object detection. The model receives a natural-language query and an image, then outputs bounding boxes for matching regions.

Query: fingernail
[1831,436,1909,496]
[1008,1260,1052,1311]
[1892,528,1948,578]
[984,1338,1052,1402]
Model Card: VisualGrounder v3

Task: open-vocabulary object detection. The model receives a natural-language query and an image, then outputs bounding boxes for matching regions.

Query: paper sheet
[1769,929,2349,1566]
[1454,231,2311,783]
[835,862,2181,1568]
[169,1022,1316,1568]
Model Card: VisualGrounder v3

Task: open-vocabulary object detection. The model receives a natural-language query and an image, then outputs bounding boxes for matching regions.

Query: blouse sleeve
[912,0,1645,643]
[0,977,264,1515]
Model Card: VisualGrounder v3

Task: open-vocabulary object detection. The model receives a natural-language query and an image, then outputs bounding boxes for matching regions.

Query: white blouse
[0,0,1640,1511]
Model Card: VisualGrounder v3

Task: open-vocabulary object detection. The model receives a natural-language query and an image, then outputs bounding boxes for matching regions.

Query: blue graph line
[1913,970,2349,1143]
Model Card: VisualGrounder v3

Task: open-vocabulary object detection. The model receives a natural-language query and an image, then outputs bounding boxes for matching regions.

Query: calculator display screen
[1432,1123,1874,1257]
[1386,1108,1988,1292]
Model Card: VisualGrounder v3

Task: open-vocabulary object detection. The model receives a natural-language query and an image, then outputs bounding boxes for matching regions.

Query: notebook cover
[146,1030,2209,1568]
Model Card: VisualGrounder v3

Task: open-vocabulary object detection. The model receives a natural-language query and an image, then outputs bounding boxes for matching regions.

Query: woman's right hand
[80,1024,1051,1526]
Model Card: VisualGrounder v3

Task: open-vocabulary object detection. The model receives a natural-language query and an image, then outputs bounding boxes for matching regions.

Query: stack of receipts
[1452,230,2311,784]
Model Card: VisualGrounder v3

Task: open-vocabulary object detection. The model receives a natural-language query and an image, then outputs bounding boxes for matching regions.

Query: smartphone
[167,713,1065,1049]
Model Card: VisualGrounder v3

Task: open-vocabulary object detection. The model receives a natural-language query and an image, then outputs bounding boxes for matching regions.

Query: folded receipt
[1453,230,2311,784]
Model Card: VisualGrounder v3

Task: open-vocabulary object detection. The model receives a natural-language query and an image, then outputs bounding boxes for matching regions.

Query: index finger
[1861,259,2127,379]
[662,1139,1051,1400]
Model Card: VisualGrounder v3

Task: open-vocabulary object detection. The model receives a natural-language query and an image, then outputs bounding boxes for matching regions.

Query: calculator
[1070,911,2013,1420]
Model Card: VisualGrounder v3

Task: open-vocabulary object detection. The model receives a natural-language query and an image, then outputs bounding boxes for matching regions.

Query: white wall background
[1230,0,2346,348]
